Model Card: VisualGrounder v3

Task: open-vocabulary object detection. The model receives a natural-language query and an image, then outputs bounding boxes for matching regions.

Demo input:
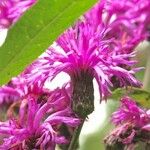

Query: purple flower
[105,97,150,149]
[112,97,150,128]
[105,0,150,43]
[40,1,145,100]
[0,0,144,118]
[0,0,144,105]
[45,23,141,100]
[0,87,80,149]
[86,0,150,55]
[104,123,137,149]
[0,0,37,29]
[0,75,43,104]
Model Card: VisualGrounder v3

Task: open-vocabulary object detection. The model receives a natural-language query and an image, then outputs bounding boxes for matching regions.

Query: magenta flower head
[105,97,150,149]
[0,74,44,105]
[40,1,142,117]
[0,87,80,149]
[111,97,149,127]
[0,0,144,119]
[105,0,150,43]
[1,0,142,118]
[0,0,37,29]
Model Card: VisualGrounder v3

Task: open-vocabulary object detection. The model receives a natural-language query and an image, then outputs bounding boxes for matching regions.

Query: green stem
[143,50,150,91]
[68,118,85,150]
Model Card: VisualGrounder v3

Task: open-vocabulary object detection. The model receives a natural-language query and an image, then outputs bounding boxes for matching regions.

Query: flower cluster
[0,0,37,29]
[0,86,80,149]
[105,0,150,44]
[104,97,150,150]
[15,0,150,118]
[0,0,150,149]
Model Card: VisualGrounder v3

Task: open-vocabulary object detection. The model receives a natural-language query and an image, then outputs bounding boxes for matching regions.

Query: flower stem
[68,118,85,150]
[143,50,150,91]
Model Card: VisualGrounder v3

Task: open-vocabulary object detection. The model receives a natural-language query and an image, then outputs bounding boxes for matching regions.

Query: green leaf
[0,0,97,85]
[111,87,150,108]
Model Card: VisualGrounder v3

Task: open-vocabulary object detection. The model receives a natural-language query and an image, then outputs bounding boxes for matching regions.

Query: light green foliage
[0,0,97,85]
[111,87,150,108]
